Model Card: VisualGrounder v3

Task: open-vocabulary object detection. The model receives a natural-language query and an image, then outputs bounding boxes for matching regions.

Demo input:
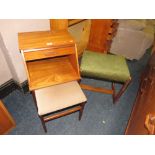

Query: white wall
[0,19,50,84]
[0,48,12,85]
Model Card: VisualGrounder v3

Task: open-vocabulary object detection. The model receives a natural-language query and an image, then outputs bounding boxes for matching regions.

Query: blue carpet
[2,51,150,135]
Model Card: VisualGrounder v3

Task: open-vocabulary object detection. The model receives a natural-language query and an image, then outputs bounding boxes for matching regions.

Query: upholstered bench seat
[80,50,131,82]
[35,81,87,116]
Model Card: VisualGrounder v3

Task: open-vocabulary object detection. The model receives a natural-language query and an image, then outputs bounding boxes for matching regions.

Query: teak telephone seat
[18,30,87,132]
[32,81,87,132]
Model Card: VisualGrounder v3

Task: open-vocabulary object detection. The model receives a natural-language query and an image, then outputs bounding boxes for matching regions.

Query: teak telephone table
[18,30,87,132]
[18,30,81,90]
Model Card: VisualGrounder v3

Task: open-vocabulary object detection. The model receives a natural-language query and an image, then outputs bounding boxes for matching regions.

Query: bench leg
[112,79,131,103]
[39,116,47,133]
[79,102,86,121]
[32,91,47,132]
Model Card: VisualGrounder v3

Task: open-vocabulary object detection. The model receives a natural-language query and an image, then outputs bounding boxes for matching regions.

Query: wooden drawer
[23,46,75,61]
[125,70,155,134]
[125,82,151,135]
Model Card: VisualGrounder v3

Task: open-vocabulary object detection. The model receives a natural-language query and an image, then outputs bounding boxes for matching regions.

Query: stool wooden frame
[79,19,131,103]
[32,91,86,132]
[80,78,131,103]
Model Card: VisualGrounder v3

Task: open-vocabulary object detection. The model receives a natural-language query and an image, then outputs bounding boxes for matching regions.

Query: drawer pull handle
[145,114,155,135]
[46,42,53,46]
[44,51,57,56]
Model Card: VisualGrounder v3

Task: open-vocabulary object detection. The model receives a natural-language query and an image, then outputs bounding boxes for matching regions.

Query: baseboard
[20,80,29,93]
[0,79,29,99]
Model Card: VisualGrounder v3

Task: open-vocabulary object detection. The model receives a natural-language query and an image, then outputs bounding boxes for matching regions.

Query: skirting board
[0,79,29,99]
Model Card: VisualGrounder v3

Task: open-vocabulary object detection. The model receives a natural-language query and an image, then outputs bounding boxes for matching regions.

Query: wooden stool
[32,81,87,132]
[80,50,131,103]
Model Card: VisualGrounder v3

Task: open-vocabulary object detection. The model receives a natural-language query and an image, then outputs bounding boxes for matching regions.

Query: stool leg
[39,116,47,133]
[79,102,86,121]
[113,79,131,103]
[112,82,116,103]
[32,91,47,132]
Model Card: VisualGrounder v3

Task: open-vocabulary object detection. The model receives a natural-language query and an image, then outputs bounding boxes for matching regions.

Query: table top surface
[18,30,75,51]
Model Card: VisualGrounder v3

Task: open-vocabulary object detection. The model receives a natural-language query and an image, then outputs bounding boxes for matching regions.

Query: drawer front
[126,76,155,135]
[23,46,75,61]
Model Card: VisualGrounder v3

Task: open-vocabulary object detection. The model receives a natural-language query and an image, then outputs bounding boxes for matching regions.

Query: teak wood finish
[0,100,15,135]
[50,19,87,29]
[87,19,118,53]
[23,46,75,61]
[145,113,155,134]
[26,57,80,90]
[80,83,113,94]
[75,19,129,103]
[49,19,119,56]
[50,19,68,31]
[32,91,86,132]
[18,30,75,50]
[50,19,91,57]
[41,103,86,132]
[18,29,83,132]
[80,79,131,104]
[68,19,86,26]
[18,30,80,91]
[49,19,118,56]
[125,52,155,135]
[18,19,120,132]
[112,79,131,103]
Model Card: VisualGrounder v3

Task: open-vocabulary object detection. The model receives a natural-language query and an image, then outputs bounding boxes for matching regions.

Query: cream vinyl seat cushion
[35,81,87,116]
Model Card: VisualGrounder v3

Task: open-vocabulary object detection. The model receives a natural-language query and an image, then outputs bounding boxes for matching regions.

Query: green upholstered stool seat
[80,50,131,83]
